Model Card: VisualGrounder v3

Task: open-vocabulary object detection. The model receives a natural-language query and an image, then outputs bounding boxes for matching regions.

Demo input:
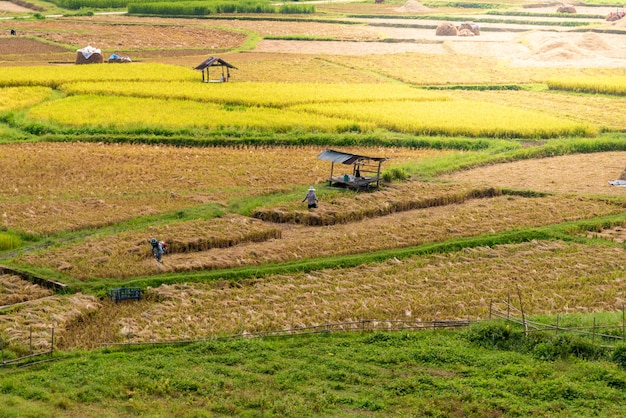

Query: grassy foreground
[3,325,626,418]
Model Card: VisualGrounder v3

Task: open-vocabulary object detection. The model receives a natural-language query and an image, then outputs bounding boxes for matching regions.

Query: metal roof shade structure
[194,57,238,83]
[317,149,388,191]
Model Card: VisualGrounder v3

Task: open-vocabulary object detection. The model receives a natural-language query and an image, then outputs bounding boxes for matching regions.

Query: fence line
[1,327,54,367]
[101,318,476,348]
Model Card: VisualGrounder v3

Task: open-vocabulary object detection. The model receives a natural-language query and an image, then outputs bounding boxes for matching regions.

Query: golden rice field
[293,100,595,138]
[0,293,100,350]
[58,240,626,348]
[19,215,282,280]
[25,92,593,138]
[442,151,626,196]
[0,86,54,111]
[0,63,196,87]
[27,95,370,132]
[59,81,445,107]
[0,142,446,234]
[447,89,626,131]
[547,76,626,95]
[17,192,625,280]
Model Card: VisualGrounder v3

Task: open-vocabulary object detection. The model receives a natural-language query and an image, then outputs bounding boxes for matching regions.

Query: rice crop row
[16,193,625,280]
[0,87,55,112]
[59,81,445,107]
[293,100,596,139]
[17,215,283,280]
[0,294,100,350]
[547,76,626,96]
[88,240,626,344]
[0,274,53,306]
[26,95,371,133]
[252,183,501,226]
[0,64,196,88]
[0,142,444,235]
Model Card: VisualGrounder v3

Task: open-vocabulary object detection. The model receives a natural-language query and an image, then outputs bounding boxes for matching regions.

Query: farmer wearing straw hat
[302,186,318,209]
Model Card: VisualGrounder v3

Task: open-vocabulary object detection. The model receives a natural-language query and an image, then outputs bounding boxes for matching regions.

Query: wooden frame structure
[194,57,237,83]
[318,149,387,191]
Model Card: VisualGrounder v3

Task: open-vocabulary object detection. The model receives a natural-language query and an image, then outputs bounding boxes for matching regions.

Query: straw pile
[395,0,431,12]
[436,22,458,36]
[458,29,475,37]
[556,5,576,13]
[0,274,53,306]
[459,22,480,35]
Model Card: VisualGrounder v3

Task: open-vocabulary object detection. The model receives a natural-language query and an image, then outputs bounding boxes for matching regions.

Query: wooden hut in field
[194,57,237,83]
[318,149,388,191]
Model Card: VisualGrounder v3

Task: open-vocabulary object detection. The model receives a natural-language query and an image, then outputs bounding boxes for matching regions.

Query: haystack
[459,22,480,35]
[435,22,458,36]
[556,5,576,13]
[458,28,475,37]
[76,45,103,64]
[620,168,626,181]
[395,0,431,12]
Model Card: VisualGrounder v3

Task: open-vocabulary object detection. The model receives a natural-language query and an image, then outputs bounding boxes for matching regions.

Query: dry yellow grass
[65,240,626,346]
[0,274,53,306]
[442,151,626,196]
[253,182,500,225]
[0,293,100,350]
[323,53,610,86]
[17,190,625,280]
[0,142,445,234]
[18,215,283,279]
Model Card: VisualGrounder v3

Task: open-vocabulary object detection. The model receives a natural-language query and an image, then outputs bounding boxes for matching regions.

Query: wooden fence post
[516,286,527,335]
[51,328,55,357]
[555,315,559,335]
[507,292,511,319]
[29,326,33,355]
[592,317,596,344]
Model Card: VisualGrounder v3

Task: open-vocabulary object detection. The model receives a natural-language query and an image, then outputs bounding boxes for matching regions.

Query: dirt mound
[577,32,612,51]
[436,22,458,36]
[395,0,431,12]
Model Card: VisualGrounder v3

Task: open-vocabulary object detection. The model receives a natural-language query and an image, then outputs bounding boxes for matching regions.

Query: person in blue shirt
[150,238,164,263]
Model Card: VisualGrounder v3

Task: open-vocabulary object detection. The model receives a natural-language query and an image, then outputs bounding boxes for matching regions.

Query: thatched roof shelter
[318,149,388,191]
[194,57,237,83]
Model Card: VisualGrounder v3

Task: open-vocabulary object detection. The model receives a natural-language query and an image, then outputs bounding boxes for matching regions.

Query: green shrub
[612,344,626,369]
[464,321,525,350]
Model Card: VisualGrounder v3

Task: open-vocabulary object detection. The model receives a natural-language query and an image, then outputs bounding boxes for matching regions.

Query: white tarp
[77,45,101,60]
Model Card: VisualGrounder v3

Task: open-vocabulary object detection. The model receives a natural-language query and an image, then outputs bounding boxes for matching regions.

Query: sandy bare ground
[442,152,626,196]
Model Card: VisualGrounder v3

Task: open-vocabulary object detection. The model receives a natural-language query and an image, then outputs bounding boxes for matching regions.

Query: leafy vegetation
[3,328,626,417]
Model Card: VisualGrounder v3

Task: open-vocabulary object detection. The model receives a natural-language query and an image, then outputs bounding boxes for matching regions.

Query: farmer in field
[150,237,166,263]
[302,186,318,209]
